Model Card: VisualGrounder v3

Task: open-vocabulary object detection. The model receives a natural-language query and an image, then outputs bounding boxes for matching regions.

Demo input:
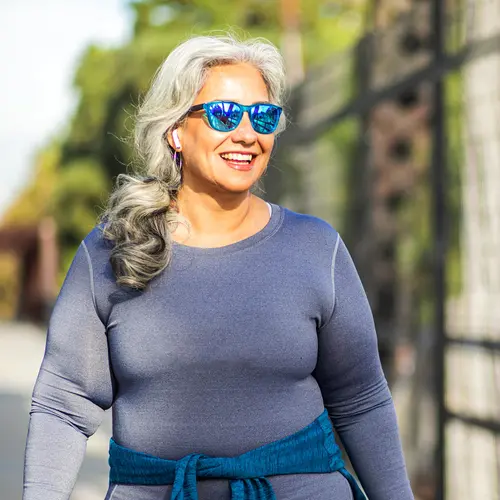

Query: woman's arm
[313,235,414,500]
[23,240,115,500]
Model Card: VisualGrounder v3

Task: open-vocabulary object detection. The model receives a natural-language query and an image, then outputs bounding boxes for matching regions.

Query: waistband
[108,409,366,500]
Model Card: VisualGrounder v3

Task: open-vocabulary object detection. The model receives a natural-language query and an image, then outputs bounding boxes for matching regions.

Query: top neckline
[171,202,283,256]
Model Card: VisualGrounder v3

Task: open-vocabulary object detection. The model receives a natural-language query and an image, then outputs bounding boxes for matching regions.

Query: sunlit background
[1,1,499,499]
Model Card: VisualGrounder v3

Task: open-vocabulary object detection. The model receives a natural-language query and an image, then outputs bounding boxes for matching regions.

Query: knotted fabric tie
[108,409,366,500]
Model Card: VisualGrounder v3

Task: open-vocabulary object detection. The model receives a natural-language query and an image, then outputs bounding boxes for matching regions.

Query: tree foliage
[3,0,369,284]
[1,142,60,227]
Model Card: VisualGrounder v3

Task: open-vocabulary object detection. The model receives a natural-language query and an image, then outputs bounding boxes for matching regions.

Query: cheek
[183,133,223,165]
[192,124,227,151]
[260,136,275,156]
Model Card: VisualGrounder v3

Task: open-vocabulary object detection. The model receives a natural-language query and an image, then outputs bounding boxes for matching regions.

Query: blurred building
[0,218,58,323]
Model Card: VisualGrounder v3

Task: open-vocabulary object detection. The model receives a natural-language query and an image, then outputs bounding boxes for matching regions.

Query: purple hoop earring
[173,150,183,170]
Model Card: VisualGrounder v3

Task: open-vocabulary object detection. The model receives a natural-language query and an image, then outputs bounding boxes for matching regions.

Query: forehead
[194,63,269,105]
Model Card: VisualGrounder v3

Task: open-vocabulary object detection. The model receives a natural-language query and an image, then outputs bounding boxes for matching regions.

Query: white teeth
[220,153,253,162]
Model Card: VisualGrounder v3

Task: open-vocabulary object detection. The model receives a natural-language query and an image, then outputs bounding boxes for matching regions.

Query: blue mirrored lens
[204,101,281,134]
[206,102,242,131]
[250,104,281,134]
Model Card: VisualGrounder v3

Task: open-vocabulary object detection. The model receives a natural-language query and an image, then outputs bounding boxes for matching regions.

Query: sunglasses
[188,100,282,134]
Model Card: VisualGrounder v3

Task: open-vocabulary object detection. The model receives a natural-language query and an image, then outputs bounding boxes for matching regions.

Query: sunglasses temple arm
[188,104,205,112]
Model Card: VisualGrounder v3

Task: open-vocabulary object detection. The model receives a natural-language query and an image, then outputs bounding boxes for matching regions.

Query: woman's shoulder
[81,223,113,256]
[79,223,116,285]
[278,205,340,247]
[79,223,124,324]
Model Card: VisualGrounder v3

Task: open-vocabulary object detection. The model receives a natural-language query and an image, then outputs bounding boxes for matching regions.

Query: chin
[213,171,263,194]
[217,181,256,194]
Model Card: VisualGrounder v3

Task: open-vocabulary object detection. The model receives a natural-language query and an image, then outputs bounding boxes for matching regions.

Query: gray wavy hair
[100,33,287,290]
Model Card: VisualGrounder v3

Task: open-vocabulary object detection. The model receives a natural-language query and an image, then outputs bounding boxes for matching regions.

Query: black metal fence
[265,2,500,498]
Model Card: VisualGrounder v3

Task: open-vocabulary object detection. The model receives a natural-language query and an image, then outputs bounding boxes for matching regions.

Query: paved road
[0,322,110,500]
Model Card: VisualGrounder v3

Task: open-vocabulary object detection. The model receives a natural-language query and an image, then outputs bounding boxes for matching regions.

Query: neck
[174,186,255,239]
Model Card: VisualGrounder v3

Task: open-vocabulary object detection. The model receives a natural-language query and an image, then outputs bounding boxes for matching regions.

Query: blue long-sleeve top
[23,202,414,500]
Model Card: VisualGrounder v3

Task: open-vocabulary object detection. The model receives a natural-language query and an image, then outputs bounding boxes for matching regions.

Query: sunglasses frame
[188,100,282,134]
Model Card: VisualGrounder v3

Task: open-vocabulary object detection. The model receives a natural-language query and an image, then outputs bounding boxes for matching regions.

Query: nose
[230,111,258,144]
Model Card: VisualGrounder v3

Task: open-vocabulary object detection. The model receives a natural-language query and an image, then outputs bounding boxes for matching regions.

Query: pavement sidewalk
[0,321,111,500]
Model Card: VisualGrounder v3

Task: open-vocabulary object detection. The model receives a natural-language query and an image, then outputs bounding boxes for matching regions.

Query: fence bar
[447,412,500,434]
[283,33,500,145]
[446,337,500,351]
[432,0,447,499]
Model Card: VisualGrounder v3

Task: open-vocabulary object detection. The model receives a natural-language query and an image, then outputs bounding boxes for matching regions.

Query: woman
[23,34,414,500]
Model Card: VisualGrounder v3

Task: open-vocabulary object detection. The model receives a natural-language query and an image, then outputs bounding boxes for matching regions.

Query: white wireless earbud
[172,129,181,150]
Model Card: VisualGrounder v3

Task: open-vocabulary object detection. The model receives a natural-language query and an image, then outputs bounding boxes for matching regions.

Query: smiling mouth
[219,153,257,171]
[219,152,257,168]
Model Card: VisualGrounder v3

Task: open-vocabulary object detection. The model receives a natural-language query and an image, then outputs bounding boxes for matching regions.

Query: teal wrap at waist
[108,408,366,500]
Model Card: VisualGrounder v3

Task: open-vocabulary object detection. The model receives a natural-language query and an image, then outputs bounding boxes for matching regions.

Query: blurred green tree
[1,142,60,227]
[3,0,369,287]
[58,0,369,253]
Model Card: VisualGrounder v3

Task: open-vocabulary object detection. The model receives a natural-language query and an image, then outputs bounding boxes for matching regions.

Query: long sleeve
[313,236,414,500]
[23,241,115,500]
